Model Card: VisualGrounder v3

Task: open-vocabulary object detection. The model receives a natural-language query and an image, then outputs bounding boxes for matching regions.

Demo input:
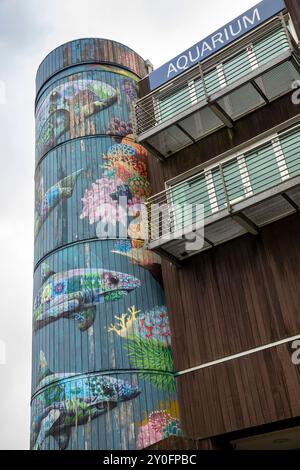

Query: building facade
[135,0,300,450]
[31,40,181,450]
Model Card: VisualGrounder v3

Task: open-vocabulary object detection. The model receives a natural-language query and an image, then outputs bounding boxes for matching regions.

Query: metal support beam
[155,247,183,268]
[250,79,269,104]
[281,192,299,211]
[176,123,196,143]
[141,141,166,162]
[231,212,259,236]
[209,102,234,128]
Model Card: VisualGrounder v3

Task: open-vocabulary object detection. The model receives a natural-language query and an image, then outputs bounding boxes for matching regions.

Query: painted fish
[33,264,141,331]
[112,245,164,288]
[35,169,83,236]
[31,352,140,450]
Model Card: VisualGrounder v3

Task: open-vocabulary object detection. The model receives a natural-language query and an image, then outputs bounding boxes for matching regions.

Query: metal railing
[134,15,294,136]
[145,123,300,243]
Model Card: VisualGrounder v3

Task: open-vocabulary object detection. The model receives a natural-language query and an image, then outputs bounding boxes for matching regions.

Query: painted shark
[33,264,141,331]
[31,352,140,450]
[35,169,83,236]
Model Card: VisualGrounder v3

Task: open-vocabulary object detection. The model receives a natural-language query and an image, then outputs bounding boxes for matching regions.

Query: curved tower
[31,39,180,450]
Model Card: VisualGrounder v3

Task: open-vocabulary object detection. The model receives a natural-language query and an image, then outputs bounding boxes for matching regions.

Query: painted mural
[137,403,181,449]
[109,305,175,392]
[36,79,117,156]
[35,65,139,161]
[33,264,141,331]
[31,352,141,450]
[35,169,82,236]
[33,54,180,450]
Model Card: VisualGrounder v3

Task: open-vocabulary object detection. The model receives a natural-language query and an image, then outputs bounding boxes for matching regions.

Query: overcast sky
[0,0,257,450]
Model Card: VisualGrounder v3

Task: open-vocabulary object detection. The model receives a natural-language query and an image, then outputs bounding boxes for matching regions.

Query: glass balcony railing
[145,121,300,261]
[134,14,300,160]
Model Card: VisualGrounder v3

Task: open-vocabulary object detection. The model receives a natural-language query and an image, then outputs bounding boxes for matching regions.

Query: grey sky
[0,0,257,449]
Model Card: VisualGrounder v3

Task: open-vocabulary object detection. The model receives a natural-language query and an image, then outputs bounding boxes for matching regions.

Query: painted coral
[80,140,151,232]
[80,177,127,225]
[136,410,181,449]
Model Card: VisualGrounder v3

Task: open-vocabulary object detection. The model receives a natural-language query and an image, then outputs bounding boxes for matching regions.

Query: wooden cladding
[36,38,148,94]
[177,341,300,440]
[162,214,300,372]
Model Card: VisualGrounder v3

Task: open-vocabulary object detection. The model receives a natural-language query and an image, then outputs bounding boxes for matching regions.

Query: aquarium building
[134,0,300,450]
[31,0,300,451]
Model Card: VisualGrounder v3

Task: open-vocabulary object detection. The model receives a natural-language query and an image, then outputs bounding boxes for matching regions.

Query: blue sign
[149,0,286,91]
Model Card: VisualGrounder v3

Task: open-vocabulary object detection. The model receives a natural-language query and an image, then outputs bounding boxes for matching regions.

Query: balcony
[145,122,300,262]
[134,14,300,160]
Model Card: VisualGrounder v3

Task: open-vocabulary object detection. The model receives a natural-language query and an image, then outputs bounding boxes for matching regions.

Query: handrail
[134,16,296,136]
[145,123,300,242]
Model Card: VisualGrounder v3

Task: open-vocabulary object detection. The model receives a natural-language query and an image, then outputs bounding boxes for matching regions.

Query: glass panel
[170,173,210,231]
[280,128,300,178]
[217,83,265,120]
[188,174,211,218]
[194,78,206,102]
[223,51,252,85]
[245,143,281,194]
[170,181,189,231]
[204,69,221,95]
[147,125,191,157]
[257,62,300,101]
[158,86,191,123]
[223,159,246,203]
[254,29,289,66]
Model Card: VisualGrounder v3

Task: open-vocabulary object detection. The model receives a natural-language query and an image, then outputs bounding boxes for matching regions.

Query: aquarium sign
[149,0,286,90]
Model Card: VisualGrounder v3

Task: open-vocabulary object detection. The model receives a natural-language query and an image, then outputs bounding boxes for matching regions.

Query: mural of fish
[31,352,140,450]
[112,246,164,288]
[35,169,83,236]
[33,264,141,331]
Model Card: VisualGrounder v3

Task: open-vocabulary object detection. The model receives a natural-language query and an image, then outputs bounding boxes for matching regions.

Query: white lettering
[163,6,262,84]
[243,8,260,28]
[211,32,224,49]
[167,62,177,77]
[188,45,201,62]
[177,55,189,70]
[201,41,212,56]
[229,19,242,37]
[224,27,229,41]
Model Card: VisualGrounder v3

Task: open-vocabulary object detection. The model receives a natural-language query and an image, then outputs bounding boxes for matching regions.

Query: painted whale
[33,264,141,331]
[31,352,140,450]
[35,169,83,236]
